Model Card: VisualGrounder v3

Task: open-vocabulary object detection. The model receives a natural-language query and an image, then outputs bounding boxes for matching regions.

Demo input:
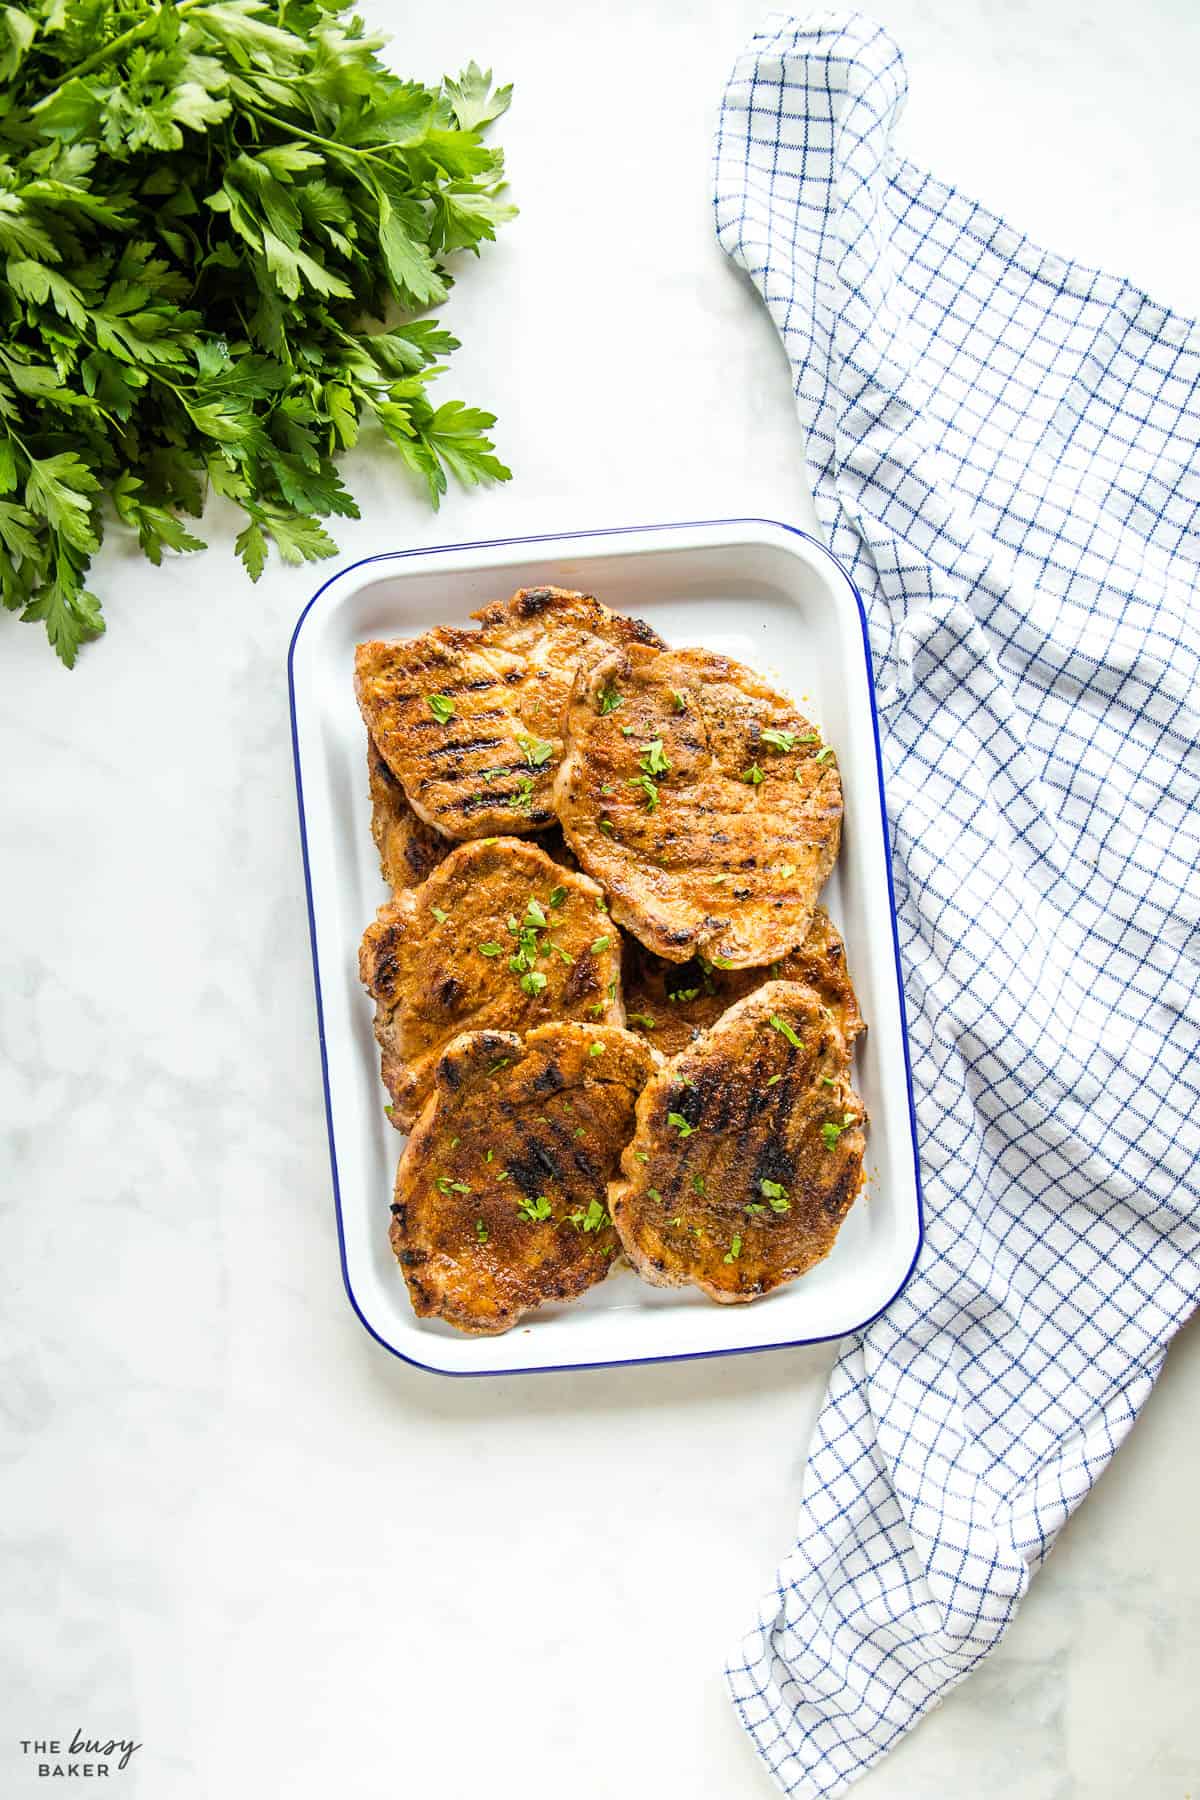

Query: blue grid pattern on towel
[714,11,1200,1796]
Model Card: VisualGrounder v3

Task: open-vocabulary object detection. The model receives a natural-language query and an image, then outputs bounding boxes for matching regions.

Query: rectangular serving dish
[289,519,923,1375]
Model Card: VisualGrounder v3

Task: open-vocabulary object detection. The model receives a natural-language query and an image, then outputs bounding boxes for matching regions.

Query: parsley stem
[244,102,412,169]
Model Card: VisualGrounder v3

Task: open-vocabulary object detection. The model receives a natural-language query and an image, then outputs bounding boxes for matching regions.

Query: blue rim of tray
[288,518,925,1377]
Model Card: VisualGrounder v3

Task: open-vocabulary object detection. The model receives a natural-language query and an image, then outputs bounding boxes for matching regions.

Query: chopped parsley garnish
[667,1112,694,1138]
[769,1014,803,1049]
[628,773,660,810]
[814,745,835,763]
[569,1198,611,1233]
[742,762,765,786]
[435,1177,472,1195]
[427,694,455,723]
[523,898,548,929]
[691,1174,706,1196]
[640,739,670,776]
[627,1013,657,1030]
[475,1219,489,1243]
[520,970,548,997]
[821,1075,836,1087]
[648,1187,663,1203]
[777,863,796,879]
[587,1000,605,1016]
[430,905,450,924]
[723,1235,743,1264]
[821,1114,856,1150]
[797,732,819,745]
[517,1194,553,1223]
[597,683,624,715]
[599,818,615,836]
[620,724,637,736]
[591,935,611,953]
[384,1103,395,1119]
[634,1151,649,1163]
[744,1202,766,1216]
[588,1042,605,1057]
[548,886,567,909]
[517,733,555,767]
[761,728,796,752]
[668,987,701,1004]
[513,776,536,812]
[574,1126,585,1138]
[478,942,503,958]
[487,1057,511,1076]
[601,783,613,796]
[596,896,608,911]
[766,1073,782,1087]
[496,1170,511,1182]
[547,942,575,965]
[672,690,688,713]
[710,955,735,969]
[760,1178,789,1200]
[450,1136,460,1148]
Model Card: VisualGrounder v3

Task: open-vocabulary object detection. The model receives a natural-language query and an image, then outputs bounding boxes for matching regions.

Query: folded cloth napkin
[713,12,1200,1796]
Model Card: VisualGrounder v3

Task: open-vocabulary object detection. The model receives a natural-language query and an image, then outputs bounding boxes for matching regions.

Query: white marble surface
[2,2,1199,1795]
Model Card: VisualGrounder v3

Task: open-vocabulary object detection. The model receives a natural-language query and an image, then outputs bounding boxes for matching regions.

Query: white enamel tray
[289,519,923,1375]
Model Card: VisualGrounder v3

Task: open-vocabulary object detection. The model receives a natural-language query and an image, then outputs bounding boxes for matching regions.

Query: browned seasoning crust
[355,587,663,842]
[609,981,866,1304]
[622,904,864,1057]
[359,837,624,1130]
[367,733,451,890]
[553,645,843,967]
[392,1023,661,1335]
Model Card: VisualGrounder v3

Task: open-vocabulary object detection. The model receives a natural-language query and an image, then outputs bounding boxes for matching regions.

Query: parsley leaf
[516,1193,553,1223]
[723,1235,743,1264]
[640,739,670,776]
[427,694,456,724]
[596,683,623,714]
[628,772,660,811]
[569,1198,610,1233]
[769,1014,803,1049]
[761,728,796,752]
[0,9,515,664]
[667,1112,694,1138]
[517,732,555,767]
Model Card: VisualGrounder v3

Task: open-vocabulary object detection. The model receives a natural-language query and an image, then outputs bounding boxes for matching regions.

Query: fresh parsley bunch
[0,0,515,665]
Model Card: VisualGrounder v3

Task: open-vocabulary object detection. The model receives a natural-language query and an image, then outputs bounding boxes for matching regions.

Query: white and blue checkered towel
[714,12,1200,1795]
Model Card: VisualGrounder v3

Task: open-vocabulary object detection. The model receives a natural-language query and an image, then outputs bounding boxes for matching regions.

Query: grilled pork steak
[553,645,843,967]
[609,981,866,1303]
[392,1023,659,1334]
[622,905,864,1057]
[355,587,663,841]
[358,838,624,1130]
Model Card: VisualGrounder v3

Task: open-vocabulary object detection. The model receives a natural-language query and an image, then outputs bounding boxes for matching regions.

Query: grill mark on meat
[530,1062,565,1095]
[424,735,507,758]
